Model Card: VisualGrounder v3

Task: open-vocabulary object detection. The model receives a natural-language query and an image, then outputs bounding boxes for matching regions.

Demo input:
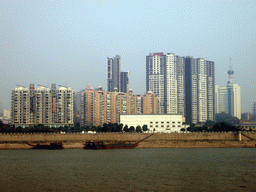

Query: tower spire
[227,57,234,84]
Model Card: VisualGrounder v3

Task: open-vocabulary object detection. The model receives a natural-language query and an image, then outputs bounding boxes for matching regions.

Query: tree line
[0,112,249,133]
[0,121,149,133]
[185,121,240,132]
[183,112,243,132]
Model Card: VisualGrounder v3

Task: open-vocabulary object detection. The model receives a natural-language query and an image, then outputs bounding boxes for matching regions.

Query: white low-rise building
[120,114,184,133]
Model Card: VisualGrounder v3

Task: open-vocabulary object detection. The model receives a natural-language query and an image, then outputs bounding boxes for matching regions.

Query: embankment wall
[0,132,255,143]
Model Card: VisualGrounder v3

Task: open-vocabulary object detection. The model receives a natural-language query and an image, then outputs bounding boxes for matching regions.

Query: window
[161,122,164,124]
[172,125,175,127]
[155,122,158,124]
[150,122,153,124]
[156,125,158,127]
[172,122,175,124]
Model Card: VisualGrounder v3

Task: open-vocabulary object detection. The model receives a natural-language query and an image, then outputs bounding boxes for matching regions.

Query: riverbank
[1,132,255,149]
[0,140,255,149]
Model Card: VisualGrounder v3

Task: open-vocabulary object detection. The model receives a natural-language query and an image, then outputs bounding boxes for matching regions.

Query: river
[0,148,255,192]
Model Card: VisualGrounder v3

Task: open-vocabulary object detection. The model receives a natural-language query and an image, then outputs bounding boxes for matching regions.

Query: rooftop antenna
[227,57,234,84]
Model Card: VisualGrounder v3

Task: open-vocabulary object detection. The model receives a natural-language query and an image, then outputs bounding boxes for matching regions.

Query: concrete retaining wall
[0,132,255,143]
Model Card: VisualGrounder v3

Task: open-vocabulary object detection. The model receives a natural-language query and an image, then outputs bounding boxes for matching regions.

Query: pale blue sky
[1,0,255,113]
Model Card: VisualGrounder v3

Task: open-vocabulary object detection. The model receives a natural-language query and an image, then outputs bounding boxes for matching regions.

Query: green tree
[63,125,69,132]
[74,123,80,129]
[23,127,29,132]
[142,125,148,132]
[102,123,108,132]
[44,126,50,132]
[187,124,196,132]
[58,126,64,132]
[0,120,3,129]
[204,120,215,128]
[123,125,129,132]
[91,126,97,132]
[16,126,23,132]
[85,126,91,132]
[34,124,44,132]
[111,123,118,132]
[28,125,34,132]
[129,126,135,132]
[97,126,102,132]
[51,127,58,132]
[211,121,239,132]
[215,112,239,124]
[136,125,142,132]
[188,125,208,132]
[118,124,123,132]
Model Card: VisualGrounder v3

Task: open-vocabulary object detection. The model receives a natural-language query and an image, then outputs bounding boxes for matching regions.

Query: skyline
[1,0,256,113]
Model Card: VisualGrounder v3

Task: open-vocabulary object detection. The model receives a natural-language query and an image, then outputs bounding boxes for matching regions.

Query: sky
[0,0,255,113]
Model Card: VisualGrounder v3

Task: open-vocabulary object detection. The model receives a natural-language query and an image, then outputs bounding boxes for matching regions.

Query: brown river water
[0,148,255,192]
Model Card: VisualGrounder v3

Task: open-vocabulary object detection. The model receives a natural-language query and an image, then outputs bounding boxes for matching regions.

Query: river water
[0,148,255,192]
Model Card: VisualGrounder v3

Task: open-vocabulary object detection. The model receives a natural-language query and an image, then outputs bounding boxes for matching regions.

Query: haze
[0,0,255,113]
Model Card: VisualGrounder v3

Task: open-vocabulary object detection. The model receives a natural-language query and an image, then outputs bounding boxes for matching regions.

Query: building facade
[146,53,214,123]
[165,53,178,114]
[107,55,121,92]
[11,84,75,127]
[227,83,241,119]
[215,66,241,119]
[120,71,129,93]
[146,53,166,113]
[0,110,11,124]
[120,114,184,133]
[142,91,159,114]
[185,57,215,123]
[80,86,142,127]
[146,53,186,115]
[215,85,229,114]
[241,112,254,120]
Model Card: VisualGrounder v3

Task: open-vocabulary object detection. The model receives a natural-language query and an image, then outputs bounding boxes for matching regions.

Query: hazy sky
[1,0,255,113]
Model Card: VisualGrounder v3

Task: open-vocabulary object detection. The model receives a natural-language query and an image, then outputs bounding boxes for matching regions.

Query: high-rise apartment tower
[81,85,142,126]
[120,71,129,93]
[107,55,121,92]
[215,66,241,119]
[11,84,75,127]
[146,52,185,115]
[185,57,215,123]
[146,53,215,124]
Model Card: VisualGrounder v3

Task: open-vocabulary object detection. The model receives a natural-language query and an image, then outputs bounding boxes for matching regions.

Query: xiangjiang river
[0,148,255,192]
